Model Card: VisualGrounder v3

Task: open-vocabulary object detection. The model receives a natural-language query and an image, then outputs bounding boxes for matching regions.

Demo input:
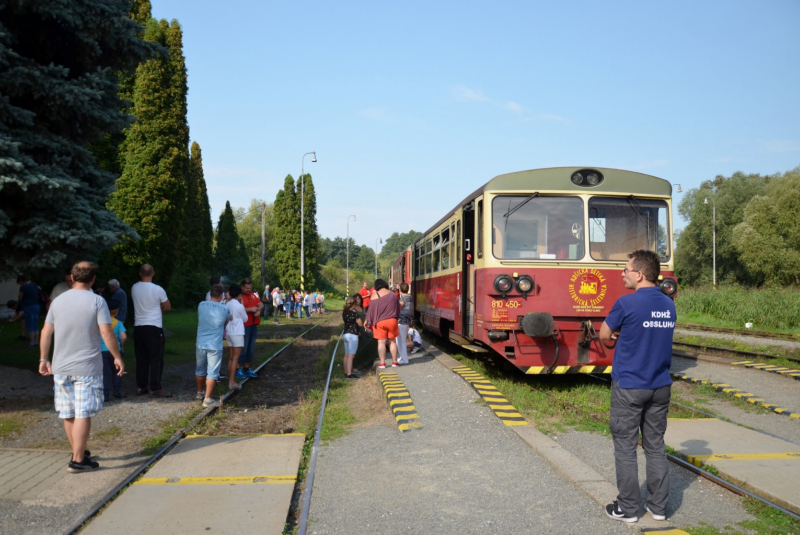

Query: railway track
[673,341,800,365]
[63,320,338,535]
[679,323,800,342]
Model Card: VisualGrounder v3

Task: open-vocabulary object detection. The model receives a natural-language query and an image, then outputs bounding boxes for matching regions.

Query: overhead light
[311,152,317,163]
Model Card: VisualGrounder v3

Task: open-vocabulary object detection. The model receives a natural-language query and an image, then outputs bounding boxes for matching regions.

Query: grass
[676,285,800,333]
[0,414,25,437]
[141,407,203,455]
[94,425,122,437]
[681,497,800,535]
[693,382,771,414]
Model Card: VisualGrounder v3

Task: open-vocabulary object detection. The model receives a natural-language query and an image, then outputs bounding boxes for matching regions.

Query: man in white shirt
[49,269,74,303]
[131,264,171,397]
[271,287,282,324]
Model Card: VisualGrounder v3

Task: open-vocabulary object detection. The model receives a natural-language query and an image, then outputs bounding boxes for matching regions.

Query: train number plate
[492,300,522,309]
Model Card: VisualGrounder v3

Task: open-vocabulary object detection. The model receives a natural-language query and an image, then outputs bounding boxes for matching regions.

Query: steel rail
[62,321,324,535]
[585,374,800,521]
[679,323,799,342]
[297,332,343,535]
[673,341,800,365]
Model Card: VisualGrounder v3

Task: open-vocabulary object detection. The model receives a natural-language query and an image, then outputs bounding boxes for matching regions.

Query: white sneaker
[195,391,204,400]
[646,505,665,521]
[202,398,220,408]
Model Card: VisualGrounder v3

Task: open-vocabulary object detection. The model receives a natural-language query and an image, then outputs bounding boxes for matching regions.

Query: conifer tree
[273,175,301,288]
[186,142,214,269]
[214,201,250,281]
[109,18,190,283]
[0,0,157,276]
[300,174,319,289]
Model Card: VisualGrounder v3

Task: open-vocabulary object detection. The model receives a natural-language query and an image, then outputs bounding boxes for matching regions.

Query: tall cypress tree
[0,0,157,276]
[109,18,189,283]
[273,175,301,288]
[300,174,319,289]
[214,201,250,281]
[186,142,213,269]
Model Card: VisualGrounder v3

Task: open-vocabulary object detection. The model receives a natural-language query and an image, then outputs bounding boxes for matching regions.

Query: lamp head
[704,198,708,205]
[674,184,682,193]
[311,152,317,163]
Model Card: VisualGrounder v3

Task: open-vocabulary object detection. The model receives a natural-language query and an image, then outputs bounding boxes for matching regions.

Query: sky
[151,0,800,252]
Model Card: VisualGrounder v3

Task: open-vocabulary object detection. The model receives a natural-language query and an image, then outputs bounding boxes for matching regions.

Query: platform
[82,433,305,535]
[665,418,800,514]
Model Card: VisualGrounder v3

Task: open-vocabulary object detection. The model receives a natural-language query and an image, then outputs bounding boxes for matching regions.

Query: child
[101,299,127,400]
[407,324,423,354]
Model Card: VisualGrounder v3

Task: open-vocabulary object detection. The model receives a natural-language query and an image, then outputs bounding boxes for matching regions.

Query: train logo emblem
[569,269,607,310]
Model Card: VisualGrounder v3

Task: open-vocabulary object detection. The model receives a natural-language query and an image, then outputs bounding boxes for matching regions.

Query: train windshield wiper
[503,192,539,219]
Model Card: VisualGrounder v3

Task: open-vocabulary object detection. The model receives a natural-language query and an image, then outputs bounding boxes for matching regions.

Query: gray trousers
[610,380,671,517]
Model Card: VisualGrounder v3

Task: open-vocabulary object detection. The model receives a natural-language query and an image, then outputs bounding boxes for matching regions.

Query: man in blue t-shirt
[196,284,231,408]
[600,250,676,524]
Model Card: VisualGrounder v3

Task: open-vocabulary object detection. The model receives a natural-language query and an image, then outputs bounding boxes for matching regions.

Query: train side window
[415,244,421,278]
[450,223,456,268]
[477,200,483,258]
[425,239,432,274]
[441,227,450,270]
[456,220,461,266]
[433,234,441,272]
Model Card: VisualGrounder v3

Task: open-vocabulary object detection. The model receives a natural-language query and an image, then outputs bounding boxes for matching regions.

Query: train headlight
[570,168,604,187]
[659,277,678,298]
[494,274,514,297]
[515,275,533,296]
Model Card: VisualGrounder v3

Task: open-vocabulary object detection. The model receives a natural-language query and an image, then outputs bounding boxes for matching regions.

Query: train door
[462,201,475,338]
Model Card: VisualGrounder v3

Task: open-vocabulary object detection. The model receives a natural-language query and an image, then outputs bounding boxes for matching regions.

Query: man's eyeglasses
[622,268,640,275]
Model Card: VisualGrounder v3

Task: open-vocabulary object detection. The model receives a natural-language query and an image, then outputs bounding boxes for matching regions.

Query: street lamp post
[346,215,356,296]
[374,238,382,280]
[704,197,716,287]
[300,151,317,293]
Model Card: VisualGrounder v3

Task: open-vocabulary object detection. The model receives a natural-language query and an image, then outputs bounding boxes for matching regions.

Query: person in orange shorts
[364,279,402,369]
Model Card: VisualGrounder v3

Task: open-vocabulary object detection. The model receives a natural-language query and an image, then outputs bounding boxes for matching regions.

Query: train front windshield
[491,195,670,261]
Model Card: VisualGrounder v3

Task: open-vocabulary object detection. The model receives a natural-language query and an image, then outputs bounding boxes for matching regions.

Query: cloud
[450,86,570,124]
[764,139,800,153]
[358,107,390,120]
[629,159,669,170]
[451,86,490,103]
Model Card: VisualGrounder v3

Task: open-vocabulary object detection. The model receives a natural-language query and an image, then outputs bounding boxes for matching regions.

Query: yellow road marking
[135,475,296,485]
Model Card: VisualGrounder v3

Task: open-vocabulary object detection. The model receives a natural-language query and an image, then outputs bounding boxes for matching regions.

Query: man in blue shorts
[39,261,125,473]
[600,250,676,523]
[195,284,231,408]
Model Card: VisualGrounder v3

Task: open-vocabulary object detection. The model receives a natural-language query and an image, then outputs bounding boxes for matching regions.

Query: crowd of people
[340,280,422,378]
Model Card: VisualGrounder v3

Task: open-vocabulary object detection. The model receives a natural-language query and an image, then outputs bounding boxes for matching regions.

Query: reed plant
[676,285,800,331]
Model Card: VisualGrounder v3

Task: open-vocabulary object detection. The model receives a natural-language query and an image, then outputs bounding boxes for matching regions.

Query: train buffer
[82,433,305,535]
[665,418,800,515]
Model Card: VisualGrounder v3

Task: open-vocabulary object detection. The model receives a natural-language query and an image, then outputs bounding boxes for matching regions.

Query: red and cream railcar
[390,248,413,290]
[406,167,677,375]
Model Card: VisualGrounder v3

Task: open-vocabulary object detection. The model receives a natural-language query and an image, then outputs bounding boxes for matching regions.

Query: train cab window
[456,220,461,266]
[433,234,441,272]
[441,228,450,269]
[588,197,670,261]
[491,196,584,260]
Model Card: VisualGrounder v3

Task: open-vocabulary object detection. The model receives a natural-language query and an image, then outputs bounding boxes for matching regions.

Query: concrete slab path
[308,349,632,534]
[666,418,800,515]
[81,434,305,535]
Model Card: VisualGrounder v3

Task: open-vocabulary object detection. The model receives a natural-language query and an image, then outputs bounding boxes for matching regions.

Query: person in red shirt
[237,278,263,379]
[359,281,371,311]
